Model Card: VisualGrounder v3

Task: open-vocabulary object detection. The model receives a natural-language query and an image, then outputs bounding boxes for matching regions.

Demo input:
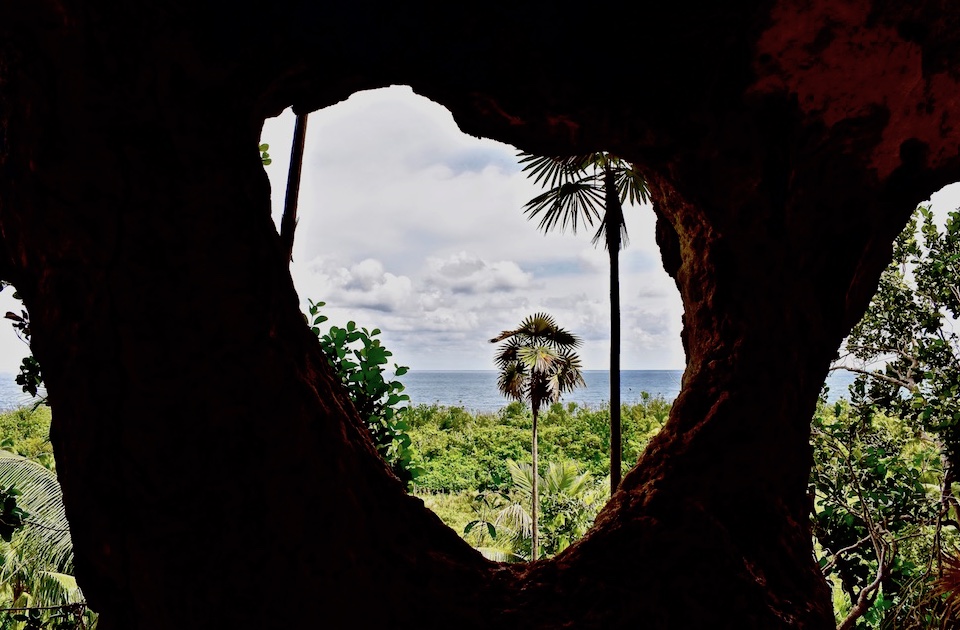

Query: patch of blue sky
[621,250,660,273]
[526,260,585,277]
[432,146,520,176]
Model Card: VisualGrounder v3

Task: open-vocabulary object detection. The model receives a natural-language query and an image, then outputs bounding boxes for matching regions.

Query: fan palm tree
[490,313,585,559]
[519,152,649,494]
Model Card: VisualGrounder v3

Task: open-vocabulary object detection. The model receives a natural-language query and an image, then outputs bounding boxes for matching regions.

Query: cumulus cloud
[425,252,534,294]
[295,257,413,313]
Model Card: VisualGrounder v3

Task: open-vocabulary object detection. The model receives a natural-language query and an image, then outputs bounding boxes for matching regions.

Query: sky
[0,85,958,374]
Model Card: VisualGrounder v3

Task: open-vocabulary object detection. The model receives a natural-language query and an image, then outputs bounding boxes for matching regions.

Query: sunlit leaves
[843,204,960,466]
[307,299,420,484]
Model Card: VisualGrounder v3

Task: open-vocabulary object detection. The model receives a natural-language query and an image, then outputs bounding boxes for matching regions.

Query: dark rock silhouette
[3,1,960,627]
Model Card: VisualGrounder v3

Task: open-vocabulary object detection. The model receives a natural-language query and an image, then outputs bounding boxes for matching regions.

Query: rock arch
[3,1,960,627]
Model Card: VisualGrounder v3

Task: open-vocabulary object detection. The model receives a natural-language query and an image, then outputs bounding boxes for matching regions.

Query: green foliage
[408,399,668,493]
[409,405,529,492]
[502,459,606,559]
[0,488,26,544]
[307,300,420,484]
[458,460,606,561]
[0,414,89,628]
[0,604,91,630]
[826,204,960,626]
[0,409,54,470]
[258,143,271,166]
[842,205,960,471]
[812,395,955,627]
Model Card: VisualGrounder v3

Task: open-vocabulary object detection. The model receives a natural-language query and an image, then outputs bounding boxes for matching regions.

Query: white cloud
[577,248,607,273]
[0,289,29,375]
[293,257,413,313]
[425,252,534,294]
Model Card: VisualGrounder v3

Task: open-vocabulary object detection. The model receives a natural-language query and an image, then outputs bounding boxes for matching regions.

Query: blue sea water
[0,375,43,411]
[399,370,857,413]
[0,370,857,413]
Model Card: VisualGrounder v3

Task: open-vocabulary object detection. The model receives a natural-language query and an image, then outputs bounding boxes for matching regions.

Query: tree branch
[820,535,873,575]
[829,365,917,392]
[837,546,888,630]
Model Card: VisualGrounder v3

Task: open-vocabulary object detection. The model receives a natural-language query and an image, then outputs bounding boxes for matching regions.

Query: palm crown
[519,152,649,250]
[491,313,585,409]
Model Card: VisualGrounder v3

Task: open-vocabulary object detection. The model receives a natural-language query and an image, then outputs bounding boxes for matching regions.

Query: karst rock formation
[3,1,960,628]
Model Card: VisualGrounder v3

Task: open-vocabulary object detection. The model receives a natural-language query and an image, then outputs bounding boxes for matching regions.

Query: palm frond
[32,570,83,606]
[0,452,73,575]
[542,460,591,496]
[495,501,532,538]
[516,345,557,375]
[538,352,586,404]
[590,209,630,251]
[518,153,592,189]
[615,162,650,207]
[518,313,582,349]
[506,460,535,499]
[491,338,521,365]
[496,362,528,402]
[934,549,960,617]
[519,152,607,237]
[521,151,648,257]
[492,313,581,349]
[491,313,583,412]
[474,546,526,563]
[523,183,604,235]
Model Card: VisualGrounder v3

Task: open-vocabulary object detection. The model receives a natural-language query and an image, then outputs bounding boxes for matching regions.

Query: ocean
[0,375,42,412]
[0,369,856,413]
[399,370,857,413]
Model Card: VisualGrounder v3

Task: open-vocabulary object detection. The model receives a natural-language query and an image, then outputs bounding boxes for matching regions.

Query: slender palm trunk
[604,166,623,494]
[531,403,540,560]
[280,112,309,262]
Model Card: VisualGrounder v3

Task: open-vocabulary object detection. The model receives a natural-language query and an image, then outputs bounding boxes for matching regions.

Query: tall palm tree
[490,312,585,560]
[519,152,649,494]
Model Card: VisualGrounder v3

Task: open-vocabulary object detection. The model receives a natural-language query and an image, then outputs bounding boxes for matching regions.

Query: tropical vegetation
[0,407,94,630]
[306,299,420,484]
[519,152,649,494]
[815,203,960,627]
[490,312,585,559]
